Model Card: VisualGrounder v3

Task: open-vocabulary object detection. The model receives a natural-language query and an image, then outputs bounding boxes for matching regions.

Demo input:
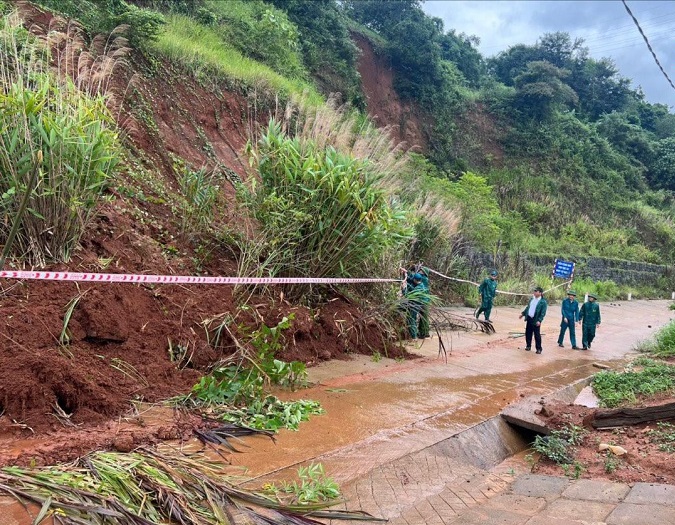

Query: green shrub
[237,119,412,299]
[200,0,306,80]
[0,17,120,266]
[643,321,675,358]
[32,0,165,48]
[593,358,675,407]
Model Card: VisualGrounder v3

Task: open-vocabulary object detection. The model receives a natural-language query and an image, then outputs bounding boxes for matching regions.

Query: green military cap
[588,293,597,300]
[490,269,498,276]
[567,290,577,296]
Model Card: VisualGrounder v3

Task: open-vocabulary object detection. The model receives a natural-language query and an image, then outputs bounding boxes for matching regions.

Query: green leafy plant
[647,422,675,453]
[0,449,378,524]
[593,359,675,407]
[266,463,341,504]
[603,452,621,473]
[178,315,321,431]
[528,425,586,475]
[371,351,382,363]
[561,461,585,479]
[178,165,219,236]
[237,117,412,301]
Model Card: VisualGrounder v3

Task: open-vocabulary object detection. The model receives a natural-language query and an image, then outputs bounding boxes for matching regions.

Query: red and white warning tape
[0,270,398,285]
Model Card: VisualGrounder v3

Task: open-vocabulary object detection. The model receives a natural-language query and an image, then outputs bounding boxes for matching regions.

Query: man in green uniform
[405,273,429,339]
[579,294,601,350]
[519,286,548,354]
[418,268,431,338]
[557,290,580,349]
[476,270,498,322]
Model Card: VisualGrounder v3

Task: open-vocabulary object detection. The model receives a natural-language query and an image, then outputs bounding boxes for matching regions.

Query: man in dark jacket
[476,270,498,322]
[579,293,601,350]
[557,290,580,349]
[519,286,548,354]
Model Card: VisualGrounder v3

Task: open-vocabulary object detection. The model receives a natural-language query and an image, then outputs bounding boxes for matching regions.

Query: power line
[621,0,675,91]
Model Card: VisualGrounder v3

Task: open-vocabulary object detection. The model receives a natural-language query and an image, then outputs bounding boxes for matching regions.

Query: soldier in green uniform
[476,270,498,322]
[417,268,431,338]
[578,294,601,350]
[557,290,580,349]
[405,273,429,339]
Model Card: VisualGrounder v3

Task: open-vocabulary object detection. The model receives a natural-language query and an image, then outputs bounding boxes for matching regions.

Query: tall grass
[237,118,413,300]
[152,15,322,104]
[639,321,675,358]
[0,15,121,266]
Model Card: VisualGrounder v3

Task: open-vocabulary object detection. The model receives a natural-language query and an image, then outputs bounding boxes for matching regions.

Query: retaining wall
[464,250,672,286]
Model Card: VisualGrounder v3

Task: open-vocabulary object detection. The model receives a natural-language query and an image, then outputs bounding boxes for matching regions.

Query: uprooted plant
[0,447,384,524]
[177,314,323,431]
[264,462,341,505]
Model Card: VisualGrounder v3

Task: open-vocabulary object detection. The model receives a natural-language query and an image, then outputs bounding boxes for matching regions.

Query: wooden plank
[590,401,675,428]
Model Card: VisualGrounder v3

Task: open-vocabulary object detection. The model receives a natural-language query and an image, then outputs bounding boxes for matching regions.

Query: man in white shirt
[519,286,548,354]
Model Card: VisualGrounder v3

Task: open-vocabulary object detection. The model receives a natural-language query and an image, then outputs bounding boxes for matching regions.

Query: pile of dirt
[532,399,675,484]
[0,202,405,455]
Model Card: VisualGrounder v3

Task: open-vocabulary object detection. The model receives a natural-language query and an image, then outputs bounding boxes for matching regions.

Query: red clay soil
[0,207,404,465]
[353,32,428,152]
[532,399,675,484]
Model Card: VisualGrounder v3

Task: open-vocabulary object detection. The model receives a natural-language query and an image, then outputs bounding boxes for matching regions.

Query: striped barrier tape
[0,270,398,285]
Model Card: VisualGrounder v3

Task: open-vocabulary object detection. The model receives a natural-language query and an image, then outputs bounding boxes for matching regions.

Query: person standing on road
[418,267,431,338]
[476,270,498,322]
[519,286,548,354]
[405,273,429,339]
[579,293,601,350]
[557,290,580,349]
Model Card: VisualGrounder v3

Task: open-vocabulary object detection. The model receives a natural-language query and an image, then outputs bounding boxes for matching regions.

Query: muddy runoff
[1,300,672,523]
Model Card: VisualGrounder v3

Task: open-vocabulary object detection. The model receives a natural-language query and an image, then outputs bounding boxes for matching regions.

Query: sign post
[552,259,575,281]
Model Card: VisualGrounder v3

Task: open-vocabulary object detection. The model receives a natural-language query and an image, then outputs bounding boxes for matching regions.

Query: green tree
[648,138,675,190]
[344,0,422,33]
[513,60,578,120]
[596,111,655,169]
[268,0,362,106]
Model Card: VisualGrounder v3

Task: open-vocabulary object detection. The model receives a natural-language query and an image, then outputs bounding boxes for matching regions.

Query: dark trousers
[525,317,542,351]
[418,304,430,338]
[476,300,493,321]
[557,317,577,347]
[582,323,597,348]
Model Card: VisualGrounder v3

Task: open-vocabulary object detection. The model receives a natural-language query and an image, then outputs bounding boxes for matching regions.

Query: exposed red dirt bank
[353,32,428,151]
[532,400,675,484]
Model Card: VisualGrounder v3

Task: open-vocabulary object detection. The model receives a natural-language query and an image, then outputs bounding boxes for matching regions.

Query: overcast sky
[422,1,675,110]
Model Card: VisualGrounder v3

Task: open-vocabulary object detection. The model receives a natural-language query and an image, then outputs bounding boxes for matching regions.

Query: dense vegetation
[18,0,675,291]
